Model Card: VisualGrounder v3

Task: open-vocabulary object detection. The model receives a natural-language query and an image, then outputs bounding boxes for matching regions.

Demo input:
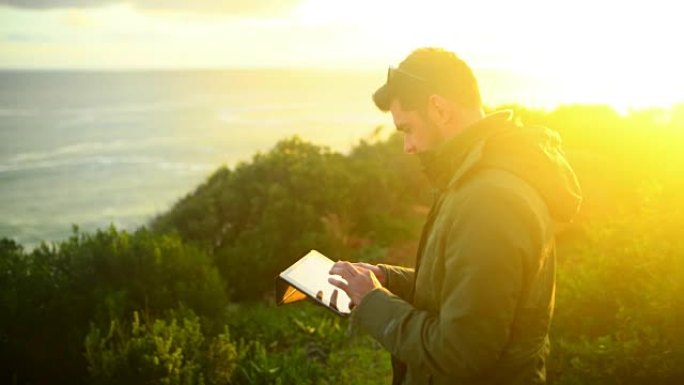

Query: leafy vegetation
[1,104,683,384]
[0,227,228,384]
[85,309,237,385]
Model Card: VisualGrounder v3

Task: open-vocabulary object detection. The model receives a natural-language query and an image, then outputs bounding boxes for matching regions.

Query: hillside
[2,105,683,384]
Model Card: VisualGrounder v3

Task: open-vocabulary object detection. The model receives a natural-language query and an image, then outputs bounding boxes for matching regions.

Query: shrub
[85,309,237,385]
[0,227,228,384]
[550,210,684,384]
[225,302,391,385]
[152,135,427,301]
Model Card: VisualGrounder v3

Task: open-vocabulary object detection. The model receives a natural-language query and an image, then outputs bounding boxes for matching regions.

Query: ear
[426,94,452,126]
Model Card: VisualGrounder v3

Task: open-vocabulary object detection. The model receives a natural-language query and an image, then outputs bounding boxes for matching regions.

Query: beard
[415,117,444,168]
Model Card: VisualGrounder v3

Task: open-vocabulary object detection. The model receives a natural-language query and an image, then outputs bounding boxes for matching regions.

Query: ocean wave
[7,137,202,164]
[10,141,128,163]
[0,108,38,117]
[0,155,214,174]
[55,100,201,116]
[0,99,203,123]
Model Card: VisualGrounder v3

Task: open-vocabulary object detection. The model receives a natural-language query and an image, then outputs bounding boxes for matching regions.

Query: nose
[403,135,416,154]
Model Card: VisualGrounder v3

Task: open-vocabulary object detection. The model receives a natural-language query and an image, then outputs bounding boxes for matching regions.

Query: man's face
[390,99,443,154]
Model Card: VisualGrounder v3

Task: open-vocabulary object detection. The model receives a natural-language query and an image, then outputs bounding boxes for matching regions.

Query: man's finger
[329,265,345,276]
[330,289,339,311]
[329,262,359,279]
[330,261,352,272]
[355,262,375,270]
[328,277,349,292]
[329,267,350,281]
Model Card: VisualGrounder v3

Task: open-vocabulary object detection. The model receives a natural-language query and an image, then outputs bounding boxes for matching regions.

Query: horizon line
[0,65,384,73]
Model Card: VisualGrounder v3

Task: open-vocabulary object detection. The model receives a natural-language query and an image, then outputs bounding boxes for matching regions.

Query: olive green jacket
[352,111,582,385]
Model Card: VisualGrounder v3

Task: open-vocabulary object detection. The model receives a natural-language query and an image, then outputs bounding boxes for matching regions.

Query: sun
[294,0,683,109]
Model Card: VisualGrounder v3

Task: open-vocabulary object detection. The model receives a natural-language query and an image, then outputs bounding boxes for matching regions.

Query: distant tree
[153,135,428,300]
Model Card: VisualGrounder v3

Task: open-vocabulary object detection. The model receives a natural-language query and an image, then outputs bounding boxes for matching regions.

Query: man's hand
[352,262,386,286]
[328,261,383,307]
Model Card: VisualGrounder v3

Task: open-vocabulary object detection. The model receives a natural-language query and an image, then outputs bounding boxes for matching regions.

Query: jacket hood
[421,111,582,223]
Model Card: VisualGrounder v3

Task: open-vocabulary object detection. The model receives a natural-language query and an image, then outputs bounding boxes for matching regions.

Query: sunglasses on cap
[387,66,427,85]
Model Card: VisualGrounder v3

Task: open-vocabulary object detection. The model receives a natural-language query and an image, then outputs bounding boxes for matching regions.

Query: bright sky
[1,0,682,108]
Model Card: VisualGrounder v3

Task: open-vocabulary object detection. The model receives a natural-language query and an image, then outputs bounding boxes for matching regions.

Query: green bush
[85,309,237,385]
[550,209,684,384]
[0,227,228,384]
[225,302,391,385]
[153,138,353,300]
[152,135,426,301]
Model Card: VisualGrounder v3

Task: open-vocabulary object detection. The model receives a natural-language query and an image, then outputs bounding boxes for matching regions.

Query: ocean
[0,68,575,248]
[0,69,402,248]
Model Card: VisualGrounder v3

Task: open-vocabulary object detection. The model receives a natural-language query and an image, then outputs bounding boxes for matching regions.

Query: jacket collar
[420,110,514,191]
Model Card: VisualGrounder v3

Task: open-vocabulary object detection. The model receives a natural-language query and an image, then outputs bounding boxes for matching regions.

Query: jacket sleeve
[352,186,536,379]
[377,264,415,301]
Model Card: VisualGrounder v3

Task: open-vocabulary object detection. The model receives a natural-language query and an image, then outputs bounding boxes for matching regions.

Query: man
[328,47,582,385]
